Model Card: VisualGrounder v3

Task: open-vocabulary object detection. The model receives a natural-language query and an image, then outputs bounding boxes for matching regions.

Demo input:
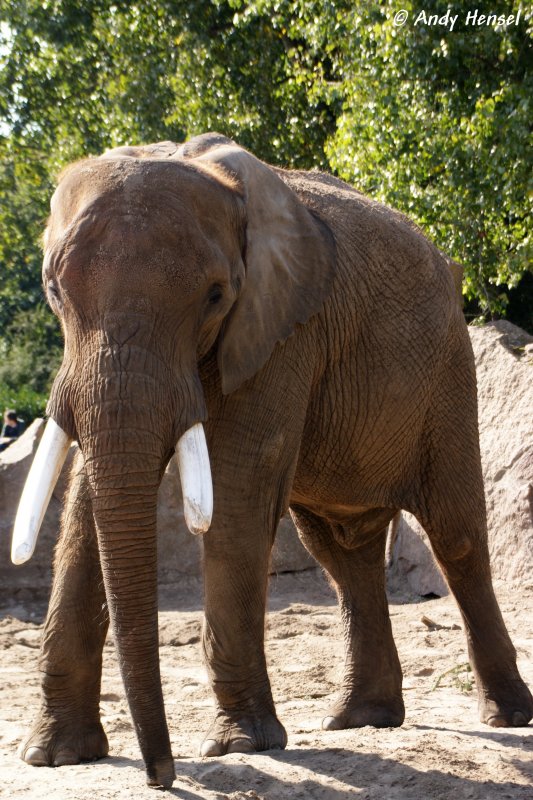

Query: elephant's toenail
[227,738,254,754]
[53,749,79,766]
[322,716,341,731]
[23,747,48,766]
[200,739,224,757]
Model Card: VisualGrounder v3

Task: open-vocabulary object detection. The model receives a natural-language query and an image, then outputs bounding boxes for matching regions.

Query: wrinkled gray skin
[20,134,532,788]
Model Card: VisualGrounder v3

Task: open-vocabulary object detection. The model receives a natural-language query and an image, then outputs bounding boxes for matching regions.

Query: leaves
[323,0,532,318]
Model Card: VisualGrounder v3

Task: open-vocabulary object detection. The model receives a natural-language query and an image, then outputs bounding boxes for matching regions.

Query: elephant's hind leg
[21,451,109,767]
[418,333,533,727]
[419,494,533,727]
[291,506,404,730]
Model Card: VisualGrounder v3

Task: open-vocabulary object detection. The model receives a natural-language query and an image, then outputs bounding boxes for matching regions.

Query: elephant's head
[11,134,334,786]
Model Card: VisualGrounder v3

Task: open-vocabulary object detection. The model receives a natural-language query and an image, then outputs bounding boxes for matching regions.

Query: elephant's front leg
[21,451,110,767]
[200,511,287,757]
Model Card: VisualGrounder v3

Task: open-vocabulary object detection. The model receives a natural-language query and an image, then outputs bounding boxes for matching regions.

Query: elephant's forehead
[43,159,241,305]
[46,157,235,248]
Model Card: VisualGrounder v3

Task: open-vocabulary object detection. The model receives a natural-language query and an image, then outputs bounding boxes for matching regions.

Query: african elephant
[13,133,532,788]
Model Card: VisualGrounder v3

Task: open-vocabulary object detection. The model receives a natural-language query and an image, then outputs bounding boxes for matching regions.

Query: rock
[387,513,448,597]
[389,321,533,596]
[1,422,314,595]
[156,456,203,580]
[270,516,315,574]
[471,321,533,585]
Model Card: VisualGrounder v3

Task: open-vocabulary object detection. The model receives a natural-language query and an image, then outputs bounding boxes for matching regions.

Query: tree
[320,0,532,319]
[0,2,531,421]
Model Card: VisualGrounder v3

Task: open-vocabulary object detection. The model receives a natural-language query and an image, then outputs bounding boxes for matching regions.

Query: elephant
[12,133,532,789]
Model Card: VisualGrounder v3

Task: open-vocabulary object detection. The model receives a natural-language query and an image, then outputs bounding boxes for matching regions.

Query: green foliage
[322,0,532,318]
[432,662,474,694]
[0,1,531,424]
[0,383,49,423]
[0,140,52,330]
[0,304,62,420]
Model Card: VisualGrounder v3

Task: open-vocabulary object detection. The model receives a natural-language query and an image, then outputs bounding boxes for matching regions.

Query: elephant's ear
[185,142,336,394]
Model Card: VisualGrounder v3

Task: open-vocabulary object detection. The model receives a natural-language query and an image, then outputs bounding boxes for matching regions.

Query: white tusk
[176,423,213,534]
[11,418,72,565]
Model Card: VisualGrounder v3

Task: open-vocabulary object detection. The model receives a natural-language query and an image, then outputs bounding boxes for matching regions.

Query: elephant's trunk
[54,341,209,787]
[85,429,174,787]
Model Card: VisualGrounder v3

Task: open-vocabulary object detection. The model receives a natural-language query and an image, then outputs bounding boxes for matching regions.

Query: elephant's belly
[289,489,398,539]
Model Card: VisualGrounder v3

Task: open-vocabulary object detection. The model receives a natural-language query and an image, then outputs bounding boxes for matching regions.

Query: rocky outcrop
[471,321,533,584]
[1,423,314,593]
[389,321,533,596]
[386,513,448,597]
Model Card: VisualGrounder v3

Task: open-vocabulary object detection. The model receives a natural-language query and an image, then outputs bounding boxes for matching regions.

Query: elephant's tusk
[176,423,213,534]
[11,418,72,565]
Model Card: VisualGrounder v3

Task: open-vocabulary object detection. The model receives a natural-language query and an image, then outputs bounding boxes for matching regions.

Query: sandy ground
[0,569,531,800]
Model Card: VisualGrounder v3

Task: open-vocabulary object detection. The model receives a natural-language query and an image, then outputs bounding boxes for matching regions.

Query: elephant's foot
[20,712,109,767]
[200,707,287,757]
[478,676,533,727]
[322,693,405,730]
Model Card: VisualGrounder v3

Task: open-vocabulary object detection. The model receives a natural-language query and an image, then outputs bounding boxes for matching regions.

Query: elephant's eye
[207,284,223,305]
[47,281,62,307]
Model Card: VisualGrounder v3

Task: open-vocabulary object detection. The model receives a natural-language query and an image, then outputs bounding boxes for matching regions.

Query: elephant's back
[279,169,448,298]
[279,167,459,347]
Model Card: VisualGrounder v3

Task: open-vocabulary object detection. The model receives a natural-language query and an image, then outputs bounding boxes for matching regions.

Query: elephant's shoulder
[278,168,458,306]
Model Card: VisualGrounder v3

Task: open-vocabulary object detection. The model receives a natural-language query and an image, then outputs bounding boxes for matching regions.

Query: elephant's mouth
[11,418,213,565]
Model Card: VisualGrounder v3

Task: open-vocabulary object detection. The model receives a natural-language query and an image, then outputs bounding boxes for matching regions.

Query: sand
[1,570,531,799]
